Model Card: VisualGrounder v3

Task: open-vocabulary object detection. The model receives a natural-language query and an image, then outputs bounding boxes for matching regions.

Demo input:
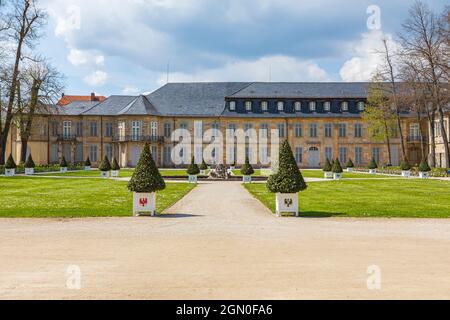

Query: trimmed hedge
[25,155,36,168]
[323,158,332,172]
[368,158,378,170]
[111,158,121,171]
[5,154,16,169]
[60,156,68,168]
[199,158,208,171]
[241,156,255,176]
[99,156,112,172]
[419,160,431,172]
[128,143,166,193]
[332,158,343,174]
[187,156,200,175]
[267,140,307,194]
[400,159,412,171]
[85,157,91,167]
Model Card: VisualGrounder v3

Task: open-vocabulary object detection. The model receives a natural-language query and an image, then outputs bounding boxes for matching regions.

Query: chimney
[91,92,96,101]
[62,93,65,97]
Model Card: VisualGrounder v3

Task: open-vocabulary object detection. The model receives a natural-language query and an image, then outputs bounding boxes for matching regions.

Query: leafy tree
[323,158,332,172]
[5,154,16,169]
[199,158,208,171]
[111,158,120,171]
[99,156,111,172]
[346,159,355,168]
[60,156,67,168]
[128,143,166,193]
[267,140,307,193]
[240,156,255,176]
[400,159,412,171]
[25,154,35,168]
[85,157,91,167]
[332,158,343,173]
[368,158,378,170]
[187,156,200,175]
[419,159,431,172]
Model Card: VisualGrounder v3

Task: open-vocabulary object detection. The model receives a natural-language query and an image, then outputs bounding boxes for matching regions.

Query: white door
[309,147,320,168]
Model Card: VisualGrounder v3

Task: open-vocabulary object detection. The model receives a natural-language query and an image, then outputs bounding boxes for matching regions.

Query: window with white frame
[105,122,113,137]
[323,101,331,112]
[309,101,316,112]
[245,101,252,111]
[89,145,98,162]
[277,123,286,138]
[310,123,318,138]
[90,121,97,137]
[244,123,253,137]
[372,147,381,164]
[151,121,158,137]
[63,121,72,139]
[76,122,83,137]
[354,123,363,138]
[261,101,268,111]
[355,147,363,165]
[277,101,284,111]
[357,101,365,111]
[324,123,332,138]
[410,123,420,138]
[295,101,302,111]
[105,144,113,160]
[339,147,348,164]
[338,123,347,137]
[341,101,349,112]
[295,147,303,164]
[132,121,141,141]
[325,147,333,161]
[260,123,269,138]
[164,122,172,138]
[229,101,236,111]
[118,121,126,141]
[295,123,302,137]
[228,123,236,137]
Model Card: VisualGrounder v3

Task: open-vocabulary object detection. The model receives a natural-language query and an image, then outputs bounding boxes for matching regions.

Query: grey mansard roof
[55,82,381,117]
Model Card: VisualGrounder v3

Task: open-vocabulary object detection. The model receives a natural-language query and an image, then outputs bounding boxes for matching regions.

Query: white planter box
[276,193,299,217]
[101,171,110,178]
[347,168,354,173]
[133,192,156,217]
[85,166,91,171]
[401,170,411,178]
[5,169,15,177]
[60,167,68,173]
[369,169,377,174]
[333,173,343,180]
[25,168,34,175]
[419,172,430,179]
[243,175,252,183]
[230,166,236,170]
[111,170,119,177]
[188,175,198,184]
[324,171,333,179]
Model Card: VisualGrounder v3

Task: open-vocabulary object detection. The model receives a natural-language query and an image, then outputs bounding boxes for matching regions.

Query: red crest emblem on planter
[139,198,148,207]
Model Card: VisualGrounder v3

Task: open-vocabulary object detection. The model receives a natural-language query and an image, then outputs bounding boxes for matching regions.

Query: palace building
[5,82,439,168]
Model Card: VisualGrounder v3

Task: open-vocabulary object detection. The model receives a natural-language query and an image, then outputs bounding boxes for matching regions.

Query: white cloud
[84,70,108,86]
[67,49,105,67]
[122,86,142,95]
[339,30,400,82]
[159,55,330,85]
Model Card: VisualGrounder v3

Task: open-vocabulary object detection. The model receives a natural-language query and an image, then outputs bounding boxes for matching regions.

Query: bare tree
[15,60,64,162]
[400,1,449,168]
[0,0,47,165]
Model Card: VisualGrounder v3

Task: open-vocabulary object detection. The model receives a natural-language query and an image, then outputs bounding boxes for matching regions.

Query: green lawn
[38,169,199,178]
[0,177,195,218]
[244,179,450,218]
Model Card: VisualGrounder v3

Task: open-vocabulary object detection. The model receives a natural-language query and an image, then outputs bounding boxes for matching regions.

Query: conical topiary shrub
[346,159,355,168]
[111,158,120,171]
[199,158,208,171]
[332,158,343,180]
[368,158,378,170]
[267,140,307,217]
[323,158,332,172]
[85,157,91,168]
[267,140,307,194]
[187,156,200,175]
[60,156,68,167]
[400,159,411,171]
[128,143,166,193]
[5,154,17,169]
[241,156,255,176]
[25,154,36,168]
[99,156,111,172]
[418,159,431,179]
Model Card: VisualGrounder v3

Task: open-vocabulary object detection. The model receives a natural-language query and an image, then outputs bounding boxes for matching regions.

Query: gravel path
[1,181,450,300]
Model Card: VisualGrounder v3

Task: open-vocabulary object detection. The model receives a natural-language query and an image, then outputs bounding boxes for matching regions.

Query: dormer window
[324,101,331,112]
[295,101,302,111]
[358,101,365,111]
[341,101,349,112]
[229,101,236,111]
[309,101,317,112]
[245,101,252,111]
[277,101,284,111]
[261,101,268,111]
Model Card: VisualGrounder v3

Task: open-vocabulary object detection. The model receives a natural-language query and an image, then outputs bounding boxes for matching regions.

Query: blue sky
[37,0,448,97]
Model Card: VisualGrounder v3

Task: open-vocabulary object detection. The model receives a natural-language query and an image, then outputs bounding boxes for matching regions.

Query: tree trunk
[416,112,426,161]
[437,108,450,168]
[427,111,436,167]
[19,80,40,163]
[384,121,392,165]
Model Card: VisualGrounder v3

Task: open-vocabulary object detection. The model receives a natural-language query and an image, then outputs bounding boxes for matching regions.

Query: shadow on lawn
[298,211,346,218]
